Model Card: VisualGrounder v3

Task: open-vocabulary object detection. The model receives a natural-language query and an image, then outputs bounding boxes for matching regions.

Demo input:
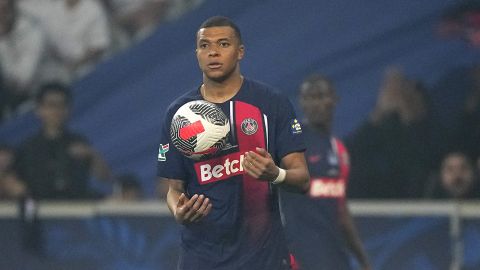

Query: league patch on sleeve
[290,119,302,134]
[158,143,169,161]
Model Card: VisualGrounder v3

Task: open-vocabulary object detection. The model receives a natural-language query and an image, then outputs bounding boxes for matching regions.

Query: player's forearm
[277,152,310,192]
[348,234,370,268]
[166,187,182,216]
[278,166,309,191]
[340,207,371,268]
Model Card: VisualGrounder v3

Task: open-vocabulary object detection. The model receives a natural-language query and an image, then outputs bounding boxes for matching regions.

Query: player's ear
[238,44,245,60]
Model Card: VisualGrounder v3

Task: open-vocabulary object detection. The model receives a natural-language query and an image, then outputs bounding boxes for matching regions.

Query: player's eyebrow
[198,37,231,43]
[197,38,210,43]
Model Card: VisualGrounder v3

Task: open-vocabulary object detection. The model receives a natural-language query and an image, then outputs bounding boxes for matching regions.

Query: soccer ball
[170,100,230,160]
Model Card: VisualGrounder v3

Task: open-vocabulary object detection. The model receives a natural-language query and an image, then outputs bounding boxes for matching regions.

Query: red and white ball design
[170,100,230,160]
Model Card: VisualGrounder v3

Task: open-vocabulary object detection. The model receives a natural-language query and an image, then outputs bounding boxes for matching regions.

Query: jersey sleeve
[274,94,306,160]
[156,108,188,181]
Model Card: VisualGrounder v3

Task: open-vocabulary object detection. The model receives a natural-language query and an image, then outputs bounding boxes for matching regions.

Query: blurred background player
[281,74,371,270]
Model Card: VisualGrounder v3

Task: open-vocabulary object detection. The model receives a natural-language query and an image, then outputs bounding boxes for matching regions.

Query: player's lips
[207,62,222,69]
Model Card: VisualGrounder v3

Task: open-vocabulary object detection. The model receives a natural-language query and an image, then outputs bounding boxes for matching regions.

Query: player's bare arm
[243,147,309,191]
[338,203,372,270]
[165,178,213,224]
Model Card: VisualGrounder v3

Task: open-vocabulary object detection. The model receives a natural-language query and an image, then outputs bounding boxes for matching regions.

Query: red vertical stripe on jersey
[234,101,270,242]
[334,138,350,211]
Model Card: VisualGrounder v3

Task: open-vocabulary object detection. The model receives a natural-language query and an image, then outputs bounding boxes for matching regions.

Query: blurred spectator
[0,0,47,116]
[164,0,205,21]
[477,156,480,172]
[20,0,112,83]
[346,67,437,199]
[450,65,480,162]
[102,0,169,44]
[0,144,26,200]
[0,69,6,121]
[16,82,112,200]
[17,0,54,25]
[424,152,480,199]
[110,173,143,201]
[437,0,480,47]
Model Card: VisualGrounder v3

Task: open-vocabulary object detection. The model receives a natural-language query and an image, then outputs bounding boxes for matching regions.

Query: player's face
[300,84,337,128]
[196,26,244,82]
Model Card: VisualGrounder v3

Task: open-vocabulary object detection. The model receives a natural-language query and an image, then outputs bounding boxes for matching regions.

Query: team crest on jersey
[158,143,169,161]
[290,119,302,134]
[241,118,258,135]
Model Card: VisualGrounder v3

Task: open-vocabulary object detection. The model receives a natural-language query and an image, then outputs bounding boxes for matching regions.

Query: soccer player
[156,16,310,270]
[280,74,371,270]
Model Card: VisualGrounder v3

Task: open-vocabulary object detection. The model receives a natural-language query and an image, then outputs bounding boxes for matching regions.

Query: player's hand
[242,147,279,182]
[174,193,212,225]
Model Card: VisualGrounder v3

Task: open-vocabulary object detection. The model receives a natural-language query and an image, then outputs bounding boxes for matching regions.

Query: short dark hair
[35,82,72,105]
[198,16,243,44]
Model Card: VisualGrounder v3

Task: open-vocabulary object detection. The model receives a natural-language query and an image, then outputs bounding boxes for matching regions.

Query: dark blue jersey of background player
[156,17,310,270]
[281,74,371,270]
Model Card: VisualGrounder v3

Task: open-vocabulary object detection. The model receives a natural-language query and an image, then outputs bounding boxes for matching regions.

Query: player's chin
[206,72,229,83]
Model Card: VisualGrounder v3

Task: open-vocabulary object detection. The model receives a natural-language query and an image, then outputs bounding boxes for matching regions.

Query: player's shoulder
[245,78,283,96]
[243,78,290,103]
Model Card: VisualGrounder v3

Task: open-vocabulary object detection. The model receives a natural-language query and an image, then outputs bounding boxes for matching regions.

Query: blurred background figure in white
[0,0,47,118]
[19,0,112,84]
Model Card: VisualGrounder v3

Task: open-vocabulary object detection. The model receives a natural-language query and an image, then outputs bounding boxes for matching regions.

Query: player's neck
[202,74,243,103]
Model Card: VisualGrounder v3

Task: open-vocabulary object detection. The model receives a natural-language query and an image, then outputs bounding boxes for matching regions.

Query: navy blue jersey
[157,78,305,270]
[281,125,352,270]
